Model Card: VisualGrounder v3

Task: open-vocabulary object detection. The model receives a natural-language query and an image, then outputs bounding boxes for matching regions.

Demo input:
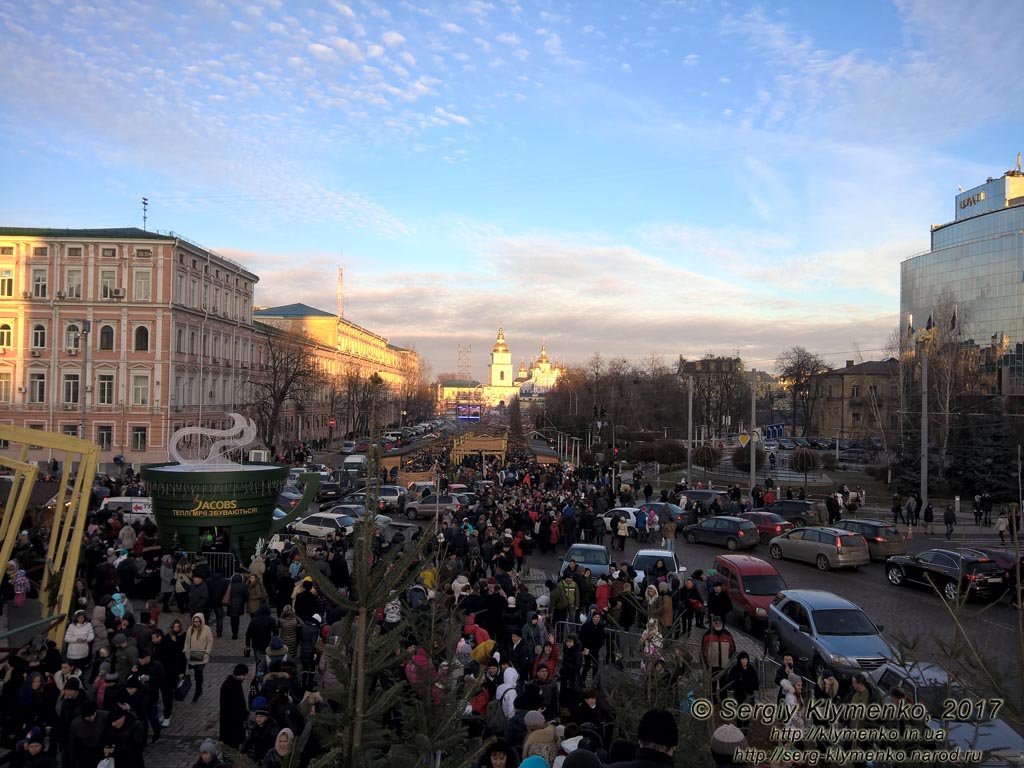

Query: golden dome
[537,341,549,363]
[492,326,509,353]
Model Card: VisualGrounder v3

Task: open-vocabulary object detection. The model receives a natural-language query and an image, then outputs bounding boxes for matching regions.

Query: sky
[2,0,1023,380]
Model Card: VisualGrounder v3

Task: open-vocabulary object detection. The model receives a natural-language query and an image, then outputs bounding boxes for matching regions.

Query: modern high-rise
[900,165,1024,394]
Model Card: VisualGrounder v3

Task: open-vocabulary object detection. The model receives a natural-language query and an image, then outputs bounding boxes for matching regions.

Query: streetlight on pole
[78,320,91,441]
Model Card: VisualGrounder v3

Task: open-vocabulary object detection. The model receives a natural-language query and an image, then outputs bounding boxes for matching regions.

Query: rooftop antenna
[142,197,149,230]
[957,185,964,192]
[342,266,350,319]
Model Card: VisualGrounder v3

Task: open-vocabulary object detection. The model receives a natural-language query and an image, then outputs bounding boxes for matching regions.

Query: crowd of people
[0,441,919,768]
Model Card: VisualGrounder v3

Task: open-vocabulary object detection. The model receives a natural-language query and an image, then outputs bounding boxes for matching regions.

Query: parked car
[290,512,358,538]
[713,554,787,633]
[868,662,1024,763]
[338,490,389,513]
[838,448,873,463]
[885,548,1005,602]
[315,482,344,505]
[777,438,797,450]
[762,440,779,452]
[355,440,371,453]
[340,440,357,455]
[378,485,407,509]
[763,499,823,527]
[276,488,303,515]
[638,501,688,527]
[832,518,906,560]
[631,549,685,587]
[561,544,612,578]
[100,497,155,526]
[767,589,898,680]
[601,507,642,537]
[678,490,731,515]
[792,437,811,448]
[739,511,794,544]
[682,516,758,551]
[404,493,468,520]
[969,545,1024,600]
[407,481,437,498]
[768,526,870,570]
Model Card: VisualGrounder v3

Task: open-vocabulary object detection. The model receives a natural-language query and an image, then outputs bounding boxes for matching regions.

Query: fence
[756,654,816,702]
[185,550,238,576]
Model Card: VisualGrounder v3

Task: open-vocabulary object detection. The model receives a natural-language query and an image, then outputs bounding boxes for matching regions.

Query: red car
[355,440,371,453]
[739,511,794,544]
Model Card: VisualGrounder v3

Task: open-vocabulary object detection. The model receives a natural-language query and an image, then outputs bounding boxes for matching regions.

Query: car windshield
[744,575,786,596]
[569,548,609,566]
[811,608,878,636]
[633,555,671,572]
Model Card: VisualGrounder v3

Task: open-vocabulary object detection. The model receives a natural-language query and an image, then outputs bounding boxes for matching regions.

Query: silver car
[768,526,870,571]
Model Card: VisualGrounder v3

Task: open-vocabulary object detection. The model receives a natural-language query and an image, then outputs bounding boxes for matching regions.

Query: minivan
[342,454,368,476]
[768,526,870,571]
[713,554,787,633]
[100,496,154,526]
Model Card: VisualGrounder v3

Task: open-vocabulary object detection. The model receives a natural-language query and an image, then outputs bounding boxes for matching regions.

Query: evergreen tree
[945,396,1018,501]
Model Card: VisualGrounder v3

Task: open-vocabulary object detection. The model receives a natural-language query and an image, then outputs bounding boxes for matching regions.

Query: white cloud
[496,32,521,45]
[442,22,466,33]
[366,44,385,58]
[682,53,699,66]
[381,30,406,47]
[308,43,337,61]
[330,36,363,61]
[434,106,470,125]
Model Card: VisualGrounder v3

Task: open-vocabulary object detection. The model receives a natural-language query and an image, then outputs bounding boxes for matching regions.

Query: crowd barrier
[186,550,238,576]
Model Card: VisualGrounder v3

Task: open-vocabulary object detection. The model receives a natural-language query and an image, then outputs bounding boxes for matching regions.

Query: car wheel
[816,554,831,571]
[942,580,960,602]
[628,527,637,538]
[726,537,739,551]
[686,532,698,544]
[770,544,783,560]
[794,518,806,527]
[406,507,418,520]
[742,612,754,634]
[760,533,770,545]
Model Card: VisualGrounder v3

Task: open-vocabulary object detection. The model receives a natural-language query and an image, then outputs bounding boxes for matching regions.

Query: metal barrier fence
[555,620,663,671]
[756,654,816,701]
[186,551,238,575]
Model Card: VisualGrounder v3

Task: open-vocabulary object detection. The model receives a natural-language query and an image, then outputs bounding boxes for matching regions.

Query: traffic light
[613,447,619,456]
[601,406,607,418]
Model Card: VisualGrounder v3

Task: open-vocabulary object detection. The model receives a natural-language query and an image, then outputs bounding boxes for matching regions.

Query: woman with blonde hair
[185,612,214,703]
[174,557,193,613]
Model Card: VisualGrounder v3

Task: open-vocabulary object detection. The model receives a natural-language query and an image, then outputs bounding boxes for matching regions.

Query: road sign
[328,417,337,427]
[738,433,750,447]
[765,423,785,440]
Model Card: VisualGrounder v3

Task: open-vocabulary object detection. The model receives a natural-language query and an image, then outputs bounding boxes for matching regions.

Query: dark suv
[679,489,731,515]
[885,548,1005,602]
[764,499,823,527]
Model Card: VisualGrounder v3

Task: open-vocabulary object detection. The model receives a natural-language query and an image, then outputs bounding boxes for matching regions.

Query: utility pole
[750,368,757,495]
[687,375,694,478]
[920,340,928,509]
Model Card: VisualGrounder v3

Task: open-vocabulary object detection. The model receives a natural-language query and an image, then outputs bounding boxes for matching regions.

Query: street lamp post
[78,320,91,441]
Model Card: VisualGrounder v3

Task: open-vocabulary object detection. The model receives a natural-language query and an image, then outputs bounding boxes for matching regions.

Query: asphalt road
[513,522,1024,711]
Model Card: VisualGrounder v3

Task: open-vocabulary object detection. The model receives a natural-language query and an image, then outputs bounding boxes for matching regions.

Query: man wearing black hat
[100,708,145,768]
[54,677,88,757]
[67,702,109,768]
[149,628,184,729]
[21,731,54,768]
[606,707,678,766]
[219,664,249,749]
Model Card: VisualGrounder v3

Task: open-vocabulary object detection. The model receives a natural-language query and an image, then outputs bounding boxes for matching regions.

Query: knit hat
[64,677,82,691]
[563,752,604,768]
[269,636,285,650]
[711,723,748,755]
[252,696,268,711]
[125,675,141,689]
[233,664,249,676]
[637,708,679,747]
[524,710,546,730]
[521,757,550,768]
[27,733,45,746]
[199,739,217,755]
[111,633,127,646]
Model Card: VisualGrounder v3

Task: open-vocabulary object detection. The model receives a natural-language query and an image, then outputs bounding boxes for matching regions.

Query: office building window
[97,425,113,450]
[32,324,46,348]
[131,426,147,451]
[0,270,12,298]
[0,324,11,348]
[134,326,149,351]
[28,372,46,403]
[62,373,80,404]
[100,270,117,298]
[134,271,151,301]
[99,325,115,351]
[32,268,47,298]
[0,372,11,403]
[101,247,116,258]
[132,374,149,405]
[66,269,82,299]
[97,373,114,405]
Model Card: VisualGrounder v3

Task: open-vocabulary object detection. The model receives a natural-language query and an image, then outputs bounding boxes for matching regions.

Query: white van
[342,454,368,476]
[100,496,154,525]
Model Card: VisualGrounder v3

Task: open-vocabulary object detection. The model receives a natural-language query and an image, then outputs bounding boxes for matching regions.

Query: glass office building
[900,170,1024,394]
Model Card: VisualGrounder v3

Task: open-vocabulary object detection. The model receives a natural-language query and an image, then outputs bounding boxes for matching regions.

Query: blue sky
[2,0,1022,379]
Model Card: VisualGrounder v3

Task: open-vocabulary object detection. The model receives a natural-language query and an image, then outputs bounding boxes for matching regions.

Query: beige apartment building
[810,359,899,441]
[0,228,417,469]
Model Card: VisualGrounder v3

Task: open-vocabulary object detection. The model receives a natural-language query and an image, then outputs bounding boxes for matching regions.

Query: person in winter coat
[67,702,109,768]
[277,604,301,657]
[188,575,210,617]
[520,612,544,654]
[246,604,278,658]
[243,706,280,761]
[674,578,702,637]
[100,709,145,768]
[226,574,249,640]
[655,583,673,632]
[245,574,267,616]
[174,559,193,613]
[184,613,214,702]
[725,652,759,729]
[706,581,733,625]
[159,555,176,612]
[194,739,222,768]
[261,727,294,768]
[494,667,519,721]
[64,610,95,669]
[578,612,606,684]
[299,615,321,672]
[219,664,249,748]
[90,606,110,657]
[595,576,611,613]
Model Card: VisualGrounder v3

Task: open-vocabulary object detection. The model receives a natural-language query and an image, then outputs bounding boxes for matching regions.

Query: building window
[134,271,151,301]
[189,331,196,354]
[99,325,114,351]
[851,385,860,398]
[31,324,46,348]
[136,248,152,259]
[100,270,117,298]
[62,425,78,437]
[176,328,184,353]
[33,247,48,257]
[190,278,198,307]
[0,270,12,298]
[131,426,147,451]
[868,385,878,398]
[852,413,861,424]
[97,426,113,450]
[28,372,46,403]
[134,327,149,351]
[0,247,12,256]
[65,269,83,299]
[67,247,82,258]
[62,373,80,404]
[32,268,47,298]
[65,324,81,351]
[0,372,11,403]
[96,372,114,405]
[101,247,116,258]
[0,324,11,348]
[176,272,186,303]
[132,374,149,405]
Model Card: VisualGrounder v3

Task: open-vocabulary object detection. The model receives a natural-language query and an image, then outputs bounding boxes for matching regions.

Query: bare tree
[776,347,831,436]
[245,326,326,455]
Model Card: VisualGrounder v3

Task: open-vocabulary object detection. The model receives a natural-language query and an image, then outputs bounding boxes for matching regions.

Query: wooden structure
[0,426,98,642]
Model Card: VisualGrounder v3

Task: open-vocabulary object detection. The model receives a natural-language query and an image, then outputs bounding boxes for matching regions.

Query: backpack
[485,688,513,734]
